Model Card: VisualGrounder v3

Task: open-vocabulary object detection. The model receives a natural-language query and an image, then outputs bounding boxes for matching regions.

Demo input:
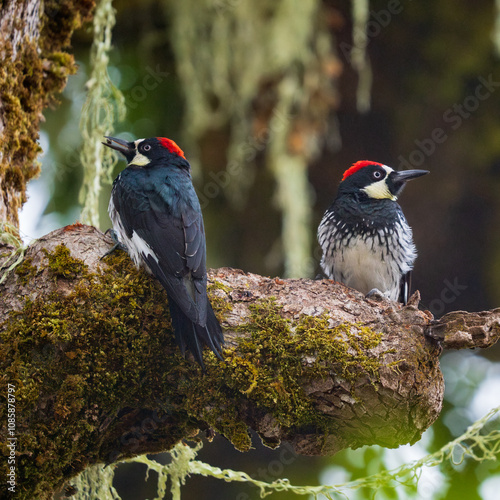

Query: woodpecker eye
[142,144,151,152]
[373,170,384,180]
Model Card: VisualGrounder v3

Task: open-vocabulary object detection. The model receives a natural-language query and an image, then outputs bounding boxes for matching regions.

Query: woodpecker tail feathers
[168,297,224,369]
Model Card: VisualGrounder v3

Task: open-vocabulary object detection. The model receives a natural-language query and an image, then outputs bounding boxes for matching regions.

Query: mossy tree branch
[1,225,499,499]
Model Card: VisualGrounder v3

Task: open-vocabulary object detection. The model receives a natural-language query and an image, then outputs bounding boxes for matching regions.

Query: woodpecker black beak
[387,169,428,197]
[102,136,135,158]
[390,169,429,183]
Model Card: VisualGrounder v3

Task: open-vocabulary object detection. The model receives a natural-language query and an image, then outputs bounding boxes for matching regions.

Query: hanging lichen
[0,222,25,284]
[351,0,372,113]
[267,73,316,278]
[70,462,120,500]
[79,0,126,228]
[167,0,340,277]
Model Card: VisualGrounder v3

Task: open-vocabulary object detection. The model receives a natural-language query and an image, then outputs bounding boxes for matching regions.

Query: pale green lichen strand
[79,0,126,228]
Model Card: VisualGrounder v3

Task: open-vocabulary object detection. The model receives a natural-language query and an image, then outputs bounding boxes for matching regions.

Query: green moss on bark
[2,248,179,498]
[196,299,385,449]
[14,255,37,286]
[42,244,87,279]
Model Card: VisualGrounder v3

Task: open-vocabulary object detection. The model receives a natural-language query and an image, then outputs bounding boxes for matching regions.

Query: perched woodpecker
[104,136,224,368]
[317,161,428,304]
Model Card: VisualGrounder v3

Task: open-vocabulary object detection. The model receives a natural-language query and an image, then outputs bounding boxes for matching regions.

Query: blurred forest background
[22,0,500,498]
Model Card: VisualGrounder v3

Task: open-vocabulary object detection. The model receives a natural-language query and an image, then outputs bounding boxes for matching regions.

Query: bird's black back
[110,160,223,366]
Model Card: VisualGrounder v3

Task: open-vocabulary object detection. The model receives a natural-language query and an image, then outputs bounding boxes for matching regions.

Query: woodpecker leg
[315,272,328,280]
[101,229,127,259]
[365,288,386,302]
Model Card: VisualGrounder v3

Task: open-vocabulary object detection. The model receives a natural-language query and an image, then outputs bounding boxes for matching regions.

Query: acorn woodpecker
[103,136,224,368]
[317,160,428,304]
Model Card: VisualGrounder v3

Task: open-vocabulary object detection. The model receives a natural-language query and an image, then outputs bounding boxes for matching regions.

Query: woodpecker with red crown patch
[318,161,428,304]
[104,136,224,368]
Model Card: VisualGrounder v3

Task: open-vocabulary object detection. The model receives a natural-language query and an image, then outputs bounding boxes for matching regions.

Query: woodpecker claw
[365,288,387,302]
[101,229,127,259]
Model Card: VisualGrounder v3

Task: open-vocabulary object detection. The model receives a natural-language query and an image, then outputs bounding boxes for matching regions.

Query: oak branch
[1,225,500,499]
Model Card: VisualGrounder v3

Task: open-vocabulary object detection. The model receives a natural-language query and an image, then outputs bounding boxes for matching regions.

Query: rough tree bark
[1,225,499,499]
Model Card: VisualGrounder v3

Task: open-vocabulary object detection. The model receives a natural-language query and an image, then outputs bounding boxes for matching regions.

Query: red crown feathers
[157,137,186,159]
[342,160,383,181]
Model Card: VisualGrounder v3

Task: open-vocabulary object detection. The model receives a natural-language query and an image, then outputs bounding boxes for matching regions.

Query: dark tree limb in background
[1,225,499,499]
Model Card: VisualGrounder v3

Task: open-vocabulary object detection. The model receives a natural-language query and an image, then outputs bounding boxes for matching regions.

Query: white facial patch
[129,138,150,166]
[362,165,397,201]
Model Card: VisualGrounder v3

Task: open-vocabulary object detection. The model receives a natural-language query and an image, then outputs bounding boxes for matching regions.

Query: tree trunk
[1,225,499,499]
[0,0,94,227]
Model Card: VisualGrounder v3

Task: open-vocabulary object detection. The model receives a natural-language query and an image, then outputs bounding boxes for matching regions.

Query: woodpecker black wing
[137,210,224,364]
[110,173,223,365]
[140,209,208,322]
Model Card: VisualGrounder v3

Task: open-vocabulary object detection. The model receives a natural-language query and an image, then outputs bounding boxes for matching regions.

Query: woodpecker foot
[101,229,127,259]
[365,288,386,302]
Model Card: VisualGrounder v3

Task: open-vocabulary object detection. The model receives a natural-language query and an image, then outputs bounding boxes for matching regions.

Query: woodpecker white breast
[317,160,428,303]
